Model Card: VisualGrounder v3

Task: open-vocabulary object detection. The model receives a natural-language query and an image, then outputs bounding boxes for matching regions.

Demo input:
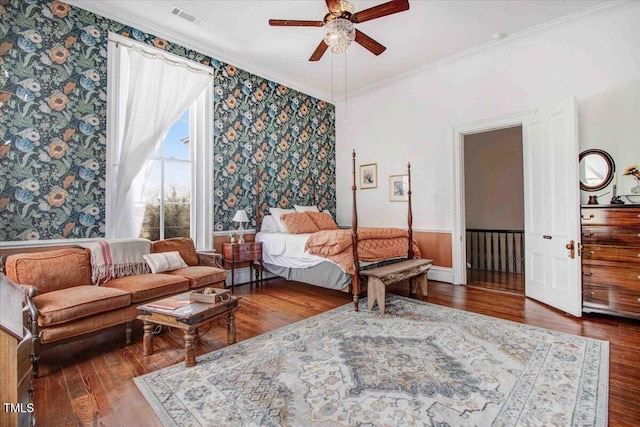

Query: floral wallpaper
[214,64,336,231]
[0,0,335,241]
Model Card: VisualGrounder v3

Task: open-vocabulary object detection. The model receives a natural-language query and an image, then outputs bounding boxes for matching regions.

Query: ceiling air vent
[170,7,203,25]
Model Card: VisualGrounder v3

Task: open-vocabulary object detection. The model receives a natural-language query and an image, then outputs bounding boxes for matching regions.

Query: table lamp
[232,209,249,244]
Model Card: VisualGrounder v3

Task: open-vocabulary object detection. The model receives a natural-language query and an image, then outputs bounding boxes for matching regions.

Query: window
[106,33,213,249]
[138,109,192,241]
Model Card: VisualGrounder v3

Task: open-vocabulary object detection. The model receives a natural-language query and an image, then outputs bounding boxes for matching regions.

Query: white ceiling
[67,0,609,100]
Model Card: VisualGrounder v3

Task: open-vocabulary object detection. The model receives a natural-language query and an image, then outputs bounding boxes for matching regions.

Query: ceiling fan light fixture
[326,0,355,16]
[323,18,355,54]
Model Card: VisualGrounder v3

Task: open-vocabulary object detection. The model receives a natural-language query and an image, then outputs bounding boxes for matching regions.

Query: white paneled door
[523,98,582,317]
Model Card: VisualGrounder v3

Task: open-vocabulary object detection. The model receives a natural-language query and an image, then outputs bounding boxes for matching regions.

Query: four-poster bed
[254,150,422,310]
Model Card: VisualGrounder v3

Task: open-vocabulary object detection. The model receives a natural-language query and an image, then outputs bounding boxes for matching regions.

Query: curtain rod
[107,38,215,77]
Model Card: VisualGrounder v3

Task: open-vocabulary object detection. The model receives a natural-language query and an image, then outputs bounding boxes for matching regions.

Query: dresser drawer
[583,284,640,314]
[581,226,640,246]
[580,208,640,226]
[582,264,640,289]
[223,242,262,262]
[582,244,640,264]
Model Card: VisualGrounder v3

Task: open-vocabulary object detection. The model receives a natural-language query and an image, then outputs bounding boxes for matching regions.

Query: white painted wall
[335,3,640,229]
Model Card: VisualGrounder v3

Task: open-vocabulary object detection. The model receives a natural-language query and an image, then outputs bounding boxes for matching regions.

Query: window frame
[106,32,214,249]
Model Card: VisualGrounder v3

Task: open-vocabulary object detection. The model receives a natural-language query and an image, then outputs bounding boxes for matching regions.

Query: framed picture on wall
[389,174,409,202]
[359,163,378,189]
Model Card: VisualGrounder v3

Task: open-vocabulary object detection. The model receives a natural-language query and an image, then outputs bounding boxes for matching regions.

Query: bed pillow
[280,212,320,234]
[270,207,296,233]
[143,251,188,274]
[294,204,320,213]
[308,211,339,230]
[260,215,281,233]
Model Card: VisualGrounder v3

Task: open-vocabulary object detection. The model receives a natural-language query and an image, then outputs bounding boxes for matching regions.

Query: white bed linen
[256,232,339,270]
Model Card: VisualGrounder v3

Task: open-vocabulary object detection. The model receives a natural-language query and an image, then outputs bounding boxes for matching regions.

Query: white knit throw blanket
[81,238,151,285]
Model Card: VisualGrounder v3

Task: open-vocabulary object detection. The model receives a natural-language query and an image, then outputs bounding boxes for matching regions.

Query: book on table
[145,297,191,310]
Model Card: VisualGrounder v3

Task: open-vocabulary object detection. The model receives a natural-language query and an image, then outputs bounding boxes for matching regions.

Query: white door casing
[523,98,582,317]
[452,98,581,317]
[452,109,536,285]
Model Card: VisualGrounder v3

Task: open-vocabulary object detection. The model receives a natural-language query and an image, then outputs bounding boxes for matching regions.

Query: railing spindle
[466,229,524,274]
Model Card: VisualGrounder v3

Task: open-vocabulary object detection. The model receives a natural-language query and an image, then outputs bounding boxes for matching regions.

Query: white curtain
[107,43,211,238]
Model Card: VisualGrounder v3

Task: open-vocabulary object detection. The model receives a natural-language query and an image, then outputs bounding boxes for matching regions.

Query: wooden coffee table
[137,292,239,367]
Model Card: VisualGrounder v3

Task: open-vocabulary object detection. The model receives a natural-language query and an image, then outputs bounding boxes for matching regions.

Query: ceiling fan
[269,0,410,61]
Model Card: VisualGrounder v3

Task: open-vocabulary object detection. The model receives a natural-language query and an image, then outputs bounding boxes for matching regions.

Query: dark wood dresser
[581,205,640,319]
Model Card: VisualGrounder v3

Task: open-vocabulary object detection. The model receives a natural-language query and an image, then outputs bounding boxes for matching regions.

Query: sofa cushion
[167,266,227,289]
[5,248,92,294]
[39,305,140,345]
[102,273,189,303]
[33,285,131,327]
[151,237,199,266]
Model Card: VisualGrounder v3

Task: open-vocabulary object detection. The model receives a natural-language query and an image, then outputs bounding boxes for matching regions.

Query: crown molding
[341,0,637,101]
[65,0,636,104]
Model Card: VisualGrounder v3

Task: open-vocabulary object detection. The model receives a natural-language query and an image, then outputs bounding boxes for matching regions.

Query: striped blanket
[80,238,151,285]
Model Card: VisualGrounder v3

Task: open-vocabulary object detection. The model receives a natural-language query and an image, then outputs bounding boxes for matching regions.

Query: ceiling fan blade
[309,40,329,61]
[354,30,386,56]
[269,19,324,27]
[325,0,342,14]
[352,0,410,23]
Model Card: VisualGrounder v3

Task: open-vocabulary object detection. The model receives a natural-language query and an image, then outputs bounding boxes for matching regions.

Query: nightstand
[222,242,263,293]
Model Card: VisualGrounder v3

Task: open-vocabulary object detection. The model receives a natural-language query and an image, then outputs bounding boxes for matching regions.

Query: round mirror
[579,149,615,191]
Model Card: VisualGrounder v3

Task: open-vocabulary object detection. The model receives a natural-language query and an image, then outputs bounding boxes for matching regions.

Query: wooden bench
[360,258,433,314]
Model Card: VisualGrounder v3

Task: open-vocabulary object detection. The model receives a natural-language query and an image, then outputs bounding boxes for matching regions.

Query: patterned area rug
[135,296,608,426]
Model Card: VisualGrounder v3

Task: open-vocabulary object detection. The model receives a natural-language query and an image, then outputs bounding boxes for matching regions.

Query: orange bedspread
[304,228,421,275]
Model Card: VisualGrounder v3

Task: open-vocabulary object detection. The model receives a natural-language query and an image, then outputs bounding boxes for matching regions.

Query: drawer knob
[590,292,595,297]
[584,251,594,257]
[582,231,595,237]
[581,214,595,220]
[583,270,594,277]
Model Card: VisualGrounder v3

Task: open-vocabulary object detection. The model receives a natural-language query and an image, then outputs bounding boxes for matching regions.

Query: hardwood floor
[467,268,525,294]
[31,279,640,426]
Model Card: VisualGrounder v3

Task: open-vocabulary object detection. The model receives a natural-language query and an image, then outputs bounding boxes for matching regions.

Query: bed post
[351,150,361,311]
[255,168,262,232]
[312,180,317,210]
[407,162,414,259]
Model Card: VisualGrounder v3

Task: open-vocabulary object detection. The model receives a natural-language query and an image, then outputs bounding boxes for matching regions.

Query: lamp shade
[232,209,249,223]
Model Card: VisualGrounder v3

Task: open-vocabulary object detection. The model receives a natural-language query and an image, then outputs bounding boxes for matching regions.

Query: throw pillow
[280,212,320,234]
[260,215,281,233]
[270,207,296,233]
[308,211,339,230]
[143,251,188,274]
[151,237,199,266]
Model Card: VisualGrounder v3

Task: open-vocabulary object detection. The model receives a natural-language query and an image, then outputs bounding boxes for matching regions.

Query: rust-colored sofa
[3,237,227,377]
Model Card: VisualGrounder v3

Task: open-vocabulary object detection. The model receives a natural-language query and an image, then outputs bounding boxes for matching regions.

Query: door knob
[565,240,575,259]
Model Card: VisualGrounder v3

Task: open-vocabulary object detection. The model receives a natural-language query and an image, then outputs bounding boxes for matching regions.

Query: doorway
[452,100,582,317]
[463,126,525,294]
